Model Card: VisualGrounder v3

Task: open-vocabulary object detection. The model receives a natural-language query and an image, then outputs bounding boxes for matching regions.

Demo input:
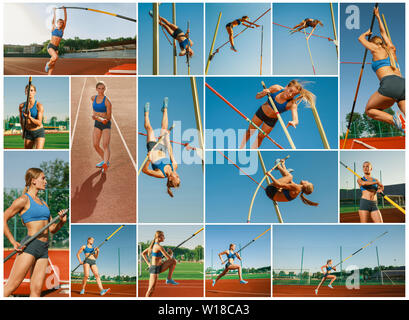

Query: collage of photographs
[0,1,406,304]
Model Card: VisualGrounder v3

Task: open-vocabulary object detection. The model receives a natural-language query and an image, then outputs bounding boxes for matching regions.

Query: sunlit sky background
[4,3,136,45]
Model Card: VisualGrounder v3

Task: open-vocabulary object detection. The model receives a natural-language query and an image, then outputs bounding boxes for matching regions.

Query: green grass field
[4,133,69,149]
[139,261,204,280]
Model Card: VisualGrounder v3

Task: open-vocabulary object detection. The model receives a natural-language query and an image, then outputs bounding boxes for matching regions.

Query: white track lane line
[70,77,87,148]
[94,77,136,171]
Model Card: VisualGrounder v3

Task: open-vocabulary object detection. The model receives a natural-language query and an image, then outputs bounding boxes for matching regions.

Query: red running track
[71,77,136,223]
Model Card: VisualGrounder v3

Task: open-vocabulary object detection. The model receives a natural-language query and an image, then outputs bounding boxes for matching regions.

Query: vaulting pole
[342,3,379,149]
[205,12,222,75]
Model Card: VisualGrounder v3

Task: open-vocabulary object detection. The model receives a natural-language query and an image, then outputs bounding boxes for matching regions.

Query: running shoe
[100,288,111,296]
[166,278,179,285]
[212,279,216,287]
[161,97,168,112]
[328,284,334,289]
[239,280,248,284]
[45,62,50,73]
[393,114,405,133]
[96,161,104,168]
[315,289,318,295]
[399,113,406,131]
[144,102,150,113]
[102,163,109,173]
[148,10,153,18]
[80,289,85,295]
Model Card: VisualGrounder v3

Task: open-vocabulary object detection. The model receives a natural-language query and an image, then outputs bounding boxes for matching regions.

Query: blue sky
[138,77,204,223]
[273,3,338,75]
[205,3,271,75]
[205,225,271,270]
[340,3,405,133]
[273,225,405,273]
[205,77,338,149]
[4,77,69,121]
[340,150,405,189]
[4,151,69,189]
[4,3,136,45]
[71,225,136,277]
[138,3,203,75]
[138,225,204,251]
[206,150,338,223]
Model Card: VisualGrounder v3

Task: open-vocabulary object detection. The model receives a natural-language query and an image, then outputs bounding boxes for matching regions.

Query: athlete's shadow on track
[71,170,107,223]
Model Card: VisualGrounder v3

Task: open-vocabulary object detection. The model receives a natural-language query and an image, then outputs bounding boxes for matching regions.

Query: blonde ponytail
[287,80,316,108]
[148,231,163,256]
[22,168,43,196]
[300,192,319,206]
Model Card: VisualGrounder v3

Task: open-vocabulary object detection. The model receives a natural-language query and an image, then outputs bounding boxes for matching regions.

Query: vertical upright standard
[153,3,160,75]
[190,77,204,170]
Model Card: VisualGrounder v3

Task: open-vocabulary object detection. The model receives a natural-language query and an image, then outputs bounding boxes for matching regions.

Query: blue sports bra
[268,89,289,113]
[152,158,174,177]
[325,265,333,273]
[179,38,190,51]
[22,101,38,120]
[93,96,107,113]
[151,242,163,258]
[84,245,95,255]
[21,193,50,224]
[52,28,64,38]
[372,56,391,72]
[227,250,236,260]
[360,177,378,192]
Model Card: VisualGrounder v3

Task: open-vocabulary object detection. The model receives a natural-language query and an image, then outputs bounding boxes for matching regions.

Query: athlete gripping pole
[221,228,271,264]
[340,161,405,214]
[4,209,68,263]
[258,151,283,223]
[261,81,296,149]
[71,225,125,273]
[248,155,290,223]
[21,77,32,140]
[342,3,379,149]
[205,82,283,149]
